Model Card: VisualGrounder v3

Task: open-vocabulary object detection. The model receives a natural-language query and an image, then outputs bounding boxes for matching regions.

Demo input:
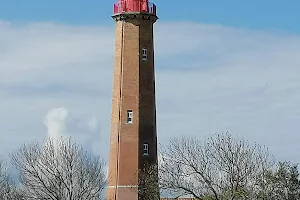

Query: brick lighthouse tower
[106,0,158,200]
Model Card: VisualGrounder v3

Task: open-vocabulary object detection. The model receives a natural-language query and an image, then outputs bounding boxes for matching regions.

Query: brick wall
[106,13,158,200]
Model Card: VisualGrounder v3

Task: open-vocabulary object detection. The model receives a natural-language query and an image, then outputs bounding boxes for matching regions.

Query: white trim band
[107,185,138,188]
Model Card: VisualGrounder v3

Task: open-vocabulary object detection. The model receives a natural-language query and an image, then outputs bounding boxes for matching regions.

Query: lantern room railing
[113,0,157,15]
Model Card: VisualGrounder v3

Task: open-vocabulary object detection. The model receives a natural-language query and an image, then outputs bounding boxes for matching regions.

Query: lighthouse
[106,0,159,200]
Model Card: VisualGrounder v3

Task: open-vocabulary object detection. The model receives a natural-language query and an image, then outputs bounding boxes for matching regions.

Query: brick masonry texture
[106,13,158,200]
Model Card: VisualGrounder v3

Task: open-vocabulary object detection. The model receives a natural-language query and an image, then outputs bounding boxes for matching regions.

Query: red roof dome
[113,0,156,15]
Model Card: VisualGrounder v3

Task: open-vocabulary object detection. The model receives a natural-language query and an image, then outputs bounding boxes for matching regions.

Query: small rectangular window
[143,143,149,156]
[127,110,133,124]
[142,48,147,61]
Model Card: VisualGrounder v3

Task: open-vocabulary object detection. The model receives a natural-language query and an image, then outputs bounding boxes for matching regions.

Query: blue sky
[1,0,300,32]
[1,0,300,173]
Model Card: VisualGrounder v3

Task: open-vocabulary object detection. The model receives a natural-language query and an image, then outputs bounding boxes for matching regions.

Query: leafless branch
[159,132,274,200]
[11,136,106,200]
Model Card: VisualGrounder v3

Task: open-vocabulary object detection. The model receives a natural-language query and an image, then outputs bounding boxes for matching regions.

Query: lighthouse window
[142,48,147,60]
[143,143,149,156]
[126,110,133,124]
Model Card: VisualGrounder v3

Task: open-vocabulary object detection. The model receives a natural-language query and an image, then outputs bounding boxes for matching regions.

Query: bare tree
[138,163,160,200]
[256,161,300,200]
[0,158,19,199]
[0,158,9,198]
[11,137,106,200]
[159,132,275,200]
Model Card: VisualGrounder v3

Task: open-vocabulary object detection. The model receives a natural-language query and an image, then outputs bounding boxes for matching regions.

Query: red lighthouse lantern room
[113,0,157,15]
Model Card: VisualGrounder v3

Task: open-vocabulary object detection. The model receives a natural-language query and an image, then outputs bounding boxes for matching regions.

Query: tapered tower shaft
[106,1,158,200]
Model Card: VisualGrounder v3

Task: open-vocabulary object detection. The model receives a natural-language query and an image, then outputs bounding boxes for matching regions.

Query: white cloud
[44,107,69,139]
[43,107,101,154]
[0,19,300,166]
